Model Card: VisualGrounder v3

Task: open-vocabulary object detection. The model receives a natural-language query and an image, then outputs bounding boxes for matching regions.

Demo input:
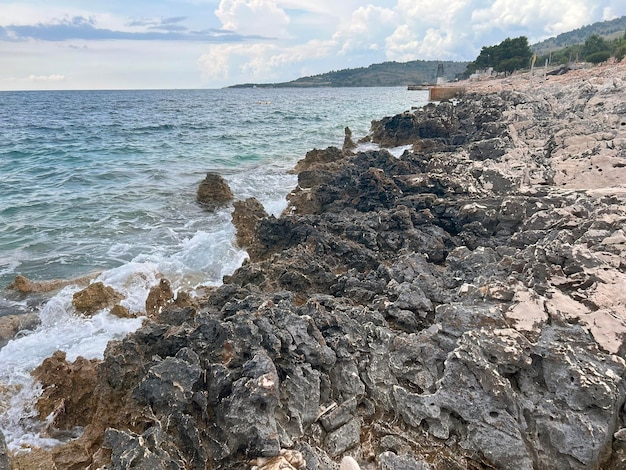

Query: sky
[1,0,625,90]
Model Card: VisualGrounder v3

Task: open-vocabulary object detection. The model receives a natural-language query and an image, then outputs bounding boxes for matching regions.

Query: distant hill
[532,15,626,55]
[228,60,468,88]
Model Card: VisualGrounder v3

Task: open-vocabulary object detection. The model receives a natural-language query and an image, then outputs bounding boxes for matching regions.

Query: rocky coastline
[3,61,626,469]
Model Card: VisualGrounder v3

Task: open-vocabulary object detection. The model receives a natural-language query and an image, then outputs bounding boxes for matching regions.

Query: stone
[196,172,234,208]
[145,278,174,317]
[0,312,40,345]
[343,127,356,154]
[72,281,124,315]
[232,197,269,248]
[6,273,93,294]
[378,451,432,470]
[325,419,361,457]
[31,350,100,432]
[0,429,8,470]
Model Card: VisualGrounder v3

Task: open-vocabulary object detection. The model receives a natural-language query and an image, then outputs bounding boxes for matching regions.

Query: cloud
[2,15,252,42]
[3,74,65,83]
[333,5,396,55]
[215,0,291,38]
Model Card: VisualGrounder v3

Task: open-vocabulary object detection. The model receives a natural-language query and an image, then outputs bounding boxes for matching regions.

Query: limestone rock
[72,281,123,315]
[145,278,174,317]
[232,197,269,249]
[31,62,626,470]
[0,312,40,345]
[7,273,93,294]
[343,127,356,154]
[31,350,99,432]
[196,172,234,208]
[0,429,8,470]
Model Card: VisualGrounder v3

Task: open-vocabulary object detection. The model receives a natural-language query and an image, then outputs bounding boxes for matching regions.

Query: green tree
[464,36,533,77]
[583,34,610,57]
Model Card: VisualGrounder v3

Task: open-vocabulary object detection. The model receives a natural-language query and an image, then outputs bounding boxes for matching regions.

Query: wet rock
[196,172,234,208]
[72,281,124,315]
[31,350,99,432]
[232,197,269,249]
[6,273,93,294]
[145,278,174,317]
[0,312,40,345]
[343,127,356,154]
[109,304,133,318]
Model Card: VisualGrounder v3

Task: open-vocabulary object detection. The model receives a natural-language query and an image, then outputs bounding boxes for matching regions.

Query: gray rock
[0,429,9,470]
[325,418,361,456]
[378,451,432,470]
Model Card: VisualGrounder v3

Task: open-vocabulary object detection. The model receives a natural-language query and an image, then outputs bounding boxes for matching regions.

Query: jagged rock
[31,350,99,433]
[291,146,345,173]
[145,278,174,317]
[0,312,40,345]
[32,64,626,470]
[72,281,124,315]
[232,197,269,249]
[325,418,361,457]
[378,452,431,470]
[0,429,8,470]
[196,172,234,208]
[343,127,356,154]
[6,273,93,294]
[103,427,186,470]
[109,304,133,318]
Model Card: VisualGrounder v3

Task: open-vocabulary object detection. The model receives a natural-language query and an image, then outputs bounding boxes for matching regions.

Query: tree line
[538,33,626,65]
[463,32,626,78]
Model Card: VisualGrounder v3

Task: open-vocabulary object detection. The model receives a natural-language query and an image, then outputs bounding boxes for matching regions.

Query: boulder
[196,172,234,208]
[231,197,268,249]
[31,350,100,432]
[145,278,174,317]
[72,282,124,315]
[0,312,40,345]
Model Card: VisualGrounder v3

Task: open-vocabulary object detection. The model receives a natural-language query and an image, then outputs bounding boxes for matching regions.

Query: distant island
[228,60,468,88]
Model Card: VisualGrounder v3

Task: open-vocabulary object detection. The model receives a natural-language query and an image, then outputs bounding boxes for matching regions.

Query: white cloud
[215,0,290,37]
[197,38,337,84]
[334,5,396,55]
[471,0,592,38]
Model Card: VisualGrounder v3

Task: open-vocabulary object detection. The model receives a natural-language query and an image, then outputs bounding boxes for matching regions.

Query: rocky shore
[4,61,626,469]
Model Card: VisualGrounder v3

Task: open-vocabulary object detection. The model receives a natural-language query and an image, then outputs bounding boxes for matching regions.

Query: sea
[0,87,428,450]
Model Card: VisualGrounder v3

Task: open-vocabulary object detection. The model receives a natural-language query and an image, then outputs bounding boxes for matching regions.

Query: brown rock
[196,172,234,208]
[31,350,99,432]
[145,278,174,317]
[291,146,345,174]
[72,282,124,315]
[342,126,356,154]
[109,304,133,319]
[0,313,40,344]
[7,273,94,295]
[232,197,269,248]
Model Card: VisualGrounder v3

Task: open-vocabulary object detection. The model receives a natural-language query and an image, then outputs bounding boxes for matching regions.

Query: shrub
[585,51,611,64]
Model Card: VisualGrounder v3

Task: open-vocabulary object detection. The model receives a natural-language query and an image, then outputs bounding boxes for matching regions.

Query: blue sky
[1,0,625,90]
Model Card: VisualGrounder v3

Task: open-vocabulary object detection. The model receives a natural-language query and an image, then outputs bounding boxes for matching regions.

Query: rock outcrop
[72,282,124,315]
[196,172,235,208]
[20,62,626,470]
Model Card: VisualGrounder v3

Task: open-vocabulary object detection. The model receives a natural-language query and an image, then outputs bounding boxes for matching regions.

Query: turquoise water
[0,88,425,292]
